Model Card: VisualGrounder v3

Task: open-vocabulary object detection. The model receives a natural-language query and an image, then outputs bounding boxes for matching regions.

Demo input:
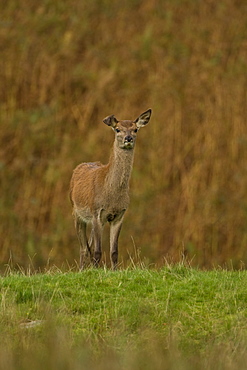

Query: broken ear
[103,115,118,128]
[135,108,152,128]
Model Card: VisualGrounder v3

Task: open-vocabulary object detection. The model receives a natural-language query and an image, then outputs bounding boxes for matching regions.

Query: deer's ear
[103,115,118,128]
[135,109,152,128]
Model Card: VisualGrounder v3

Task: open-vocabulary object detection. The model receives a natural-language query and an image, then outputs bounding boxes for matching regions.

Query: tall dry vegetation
[1,0,247,269]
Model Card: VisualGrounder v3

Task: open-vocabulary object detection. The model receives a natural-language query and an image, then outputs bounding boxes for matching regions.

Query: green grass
[1,266,247,369]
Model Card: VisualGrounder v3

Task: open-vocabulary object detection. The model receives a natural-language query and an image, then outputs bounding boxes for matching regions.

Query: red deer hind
[70,109,152,269]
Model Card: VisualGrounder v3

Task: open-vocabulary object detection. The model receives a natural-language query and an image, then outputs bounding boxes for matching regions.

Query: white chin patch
[123,142,134,149]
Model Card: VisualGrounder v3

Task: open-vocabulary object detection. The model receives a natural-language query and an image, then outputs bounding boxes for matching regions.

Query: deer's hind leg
[92,217,103,267]
[74,216,92,269]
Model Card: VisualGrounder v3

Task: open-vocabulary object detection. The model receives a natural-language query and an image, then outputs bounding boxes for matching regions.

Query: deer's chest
[100,208,126,224]
[96,187,129,223]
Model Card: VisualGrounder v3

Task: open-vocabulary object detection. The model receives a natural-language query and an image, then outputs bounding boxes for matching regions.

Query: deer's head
[103,109,152,150]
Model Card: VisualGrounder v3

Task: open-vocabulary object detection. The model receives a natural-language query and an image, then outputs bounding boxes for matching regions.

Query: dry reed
[1,0,247,269]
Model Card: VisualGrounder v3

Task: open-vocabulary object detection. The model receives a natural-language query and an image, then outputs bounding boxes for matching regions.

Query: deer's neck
[106,142,135,190]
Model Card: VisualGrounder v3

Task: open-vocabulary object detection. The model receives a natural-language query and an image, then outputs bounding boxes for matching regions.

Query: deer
[70,108,152,269]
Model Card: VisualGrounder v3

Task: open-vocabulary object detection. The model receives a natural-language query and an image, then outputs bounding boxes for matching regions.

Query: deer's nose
[124,135,133,143]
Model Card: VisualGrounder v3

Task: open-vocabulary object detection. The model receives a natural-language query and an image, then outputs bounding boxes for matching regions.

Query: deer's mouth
[123,141,134,149]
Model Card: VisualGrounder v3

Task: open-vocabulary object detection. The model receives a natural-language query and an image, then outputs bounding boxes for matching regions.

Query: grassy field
[1,265,247,369]
[2,3,247,365]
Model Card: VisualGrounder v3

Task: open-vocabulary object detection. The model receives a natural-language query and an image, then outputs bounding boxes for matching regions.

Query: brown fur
[70,109,152,269]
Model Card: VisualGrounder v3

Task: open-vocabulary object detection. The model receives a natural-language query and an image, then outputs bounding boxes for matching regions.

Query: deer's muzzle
[123,136,134,149]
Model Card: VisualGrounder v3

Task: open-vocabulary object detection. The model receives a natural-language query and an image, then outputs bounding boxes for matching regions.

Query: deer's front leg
[110,212,125,270]
[92,218,103,267]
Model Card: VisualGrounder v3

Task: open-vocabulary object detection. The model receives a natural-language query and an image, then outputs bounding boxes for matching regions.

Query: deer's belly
[74,207,93,223]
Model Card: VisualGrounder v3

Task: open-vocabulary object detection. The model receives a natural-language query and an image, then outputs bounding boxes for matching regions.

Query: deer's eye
[133,128,138,133]
[115,128,120,133]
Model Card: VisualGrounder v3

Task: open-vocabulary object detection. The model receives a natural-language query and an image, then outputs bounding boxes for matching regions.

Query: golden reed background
[1,0,247,269]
